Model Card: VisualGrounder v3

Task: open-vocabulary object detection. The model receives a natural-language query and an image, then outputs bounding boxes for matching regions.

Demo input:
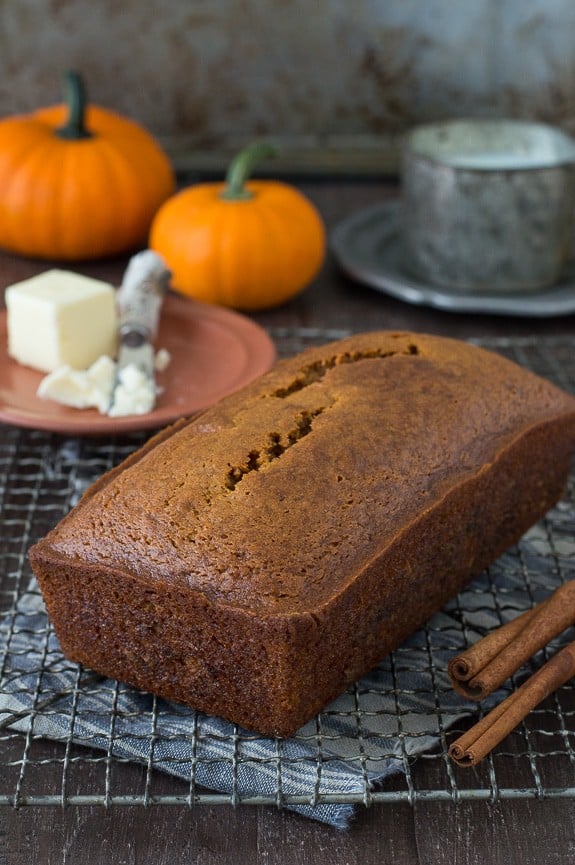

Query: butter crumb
[155,347,171,372]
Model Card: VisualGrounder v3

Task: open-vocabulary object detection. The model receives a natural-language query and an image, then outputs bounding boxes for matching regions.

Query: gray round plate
[331,201,575,317]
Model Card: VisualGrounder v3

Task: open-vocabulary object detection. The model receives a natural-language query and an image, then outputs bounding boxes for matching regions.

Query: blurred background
[1,0,574,176]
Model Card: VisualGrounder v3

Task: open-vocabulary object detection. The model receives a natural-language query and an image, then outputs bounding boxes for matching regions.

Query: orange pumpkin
[0,71,175,261]
[149,142,326,311]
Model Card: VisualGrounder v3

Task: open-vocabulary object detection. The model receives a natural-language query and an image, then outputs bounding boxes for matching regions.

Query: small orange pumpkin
[0,71,175,261]
[149,142,326,311]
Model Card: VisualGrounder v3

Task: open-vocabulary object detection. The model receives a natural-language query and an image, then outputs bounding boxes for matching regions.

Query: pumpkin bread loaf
[29,332,575,736]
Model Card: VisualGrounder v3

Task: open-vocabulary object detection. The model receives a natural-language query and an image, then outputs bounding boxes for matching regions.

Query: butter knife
[108,250,171,417]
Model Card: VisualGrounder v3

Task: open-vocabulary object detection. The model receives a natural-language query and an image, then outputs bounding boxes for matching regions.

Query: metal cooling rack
[1,330,575,811]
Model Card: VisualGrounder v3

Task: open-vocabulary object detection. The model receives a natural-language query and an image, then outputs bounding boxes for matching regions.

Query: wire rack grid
[0,329,575,813]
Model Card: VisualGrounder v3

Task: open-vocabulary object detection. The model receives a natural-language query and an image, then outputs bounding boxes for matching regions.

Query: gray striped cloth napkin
[1,502,573,828]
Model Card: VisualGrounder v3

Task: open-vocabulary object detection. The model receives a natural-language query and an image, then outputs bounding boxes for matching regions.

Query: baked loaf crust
[29,331,575,736]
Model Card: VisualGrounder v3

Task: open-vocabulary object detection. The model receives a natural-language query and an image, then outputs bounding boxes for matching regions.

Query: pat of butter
[5,269,117,373]
[37,355,116,414]
[107,365,156,417]
[37,349,170,416]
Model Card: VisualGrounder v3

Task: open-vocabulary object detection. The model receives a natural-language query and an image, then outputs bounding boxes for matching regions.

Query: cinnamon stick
[448,581,575,700]
[449,640,575,767]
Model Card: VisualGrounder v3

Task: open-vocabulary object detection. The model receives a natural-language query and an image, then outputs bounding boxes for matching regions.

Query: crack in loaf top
[43,331,575,615]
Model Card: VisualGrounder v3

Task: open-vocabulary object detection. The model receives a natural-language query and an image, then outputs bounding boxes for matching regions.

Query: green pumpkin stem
[56,70,92,140]
[220,141,277,200]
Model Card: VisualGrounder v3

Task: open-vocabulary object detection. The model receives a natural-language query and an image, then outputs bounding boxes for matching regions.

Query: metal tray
[331,202,575,317]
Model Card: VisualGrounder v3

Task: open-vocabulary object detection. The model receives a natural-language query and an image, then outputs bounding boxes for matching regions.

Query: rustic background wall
[1,0,574,173]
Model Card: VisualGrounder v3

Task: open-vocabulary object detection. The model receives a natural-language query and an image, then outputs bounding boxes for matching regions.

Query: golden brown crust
[29,331,575,736]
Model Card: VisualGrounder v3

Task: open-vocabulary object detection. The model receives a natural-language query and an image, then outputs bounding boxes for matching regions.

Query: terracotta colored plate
[0,293,276,435]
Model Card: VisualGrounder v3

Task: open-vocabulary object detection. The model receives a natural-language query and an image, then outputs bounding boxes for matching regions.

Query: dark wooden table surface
[2,178,575,864]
